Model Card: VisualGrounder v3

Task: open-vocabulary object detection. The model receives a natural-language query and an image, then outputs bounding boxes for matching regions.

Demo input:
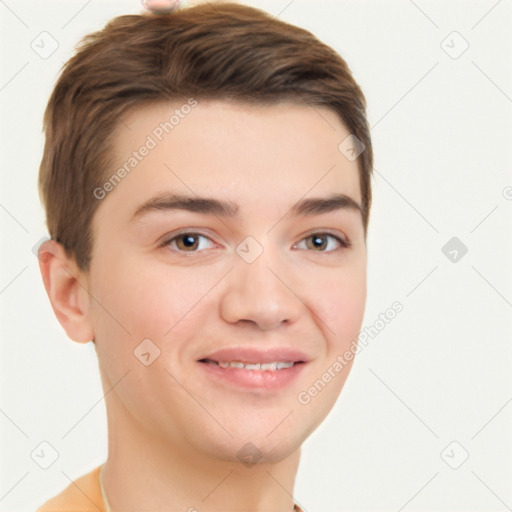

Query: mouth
[197,354,308,390]
[198,358,305,371]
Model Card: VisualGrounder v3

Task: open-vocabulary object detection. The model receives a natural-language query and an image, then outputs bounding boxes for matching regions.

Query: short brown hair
[38,2,373,272]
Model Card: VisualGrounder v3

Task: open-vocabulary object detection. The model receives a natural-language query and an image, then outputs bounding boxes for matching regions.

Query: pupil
[182,235,197,249]
[312,235,326,250]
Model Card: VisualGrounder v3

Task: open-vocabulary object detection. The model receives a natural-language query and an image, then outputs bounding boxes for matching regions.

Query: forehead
[96,99,362,225]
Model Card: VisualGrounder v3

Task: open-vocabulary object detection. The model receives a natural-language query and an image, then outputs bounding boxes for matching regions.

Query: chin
[210,423,305,466]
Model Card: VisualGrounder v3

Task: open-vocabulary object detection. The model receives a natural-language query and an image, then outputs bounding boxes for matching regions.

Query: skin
[39,99,367,511]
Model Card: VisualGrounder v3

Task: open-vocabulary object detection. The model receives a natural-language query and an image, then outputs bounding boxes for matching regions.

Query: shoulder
[36,465,106,512]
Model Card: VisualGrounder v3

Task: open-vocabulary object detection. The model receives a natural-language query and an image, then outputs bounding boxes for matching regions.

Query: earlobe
[38,239,95,343]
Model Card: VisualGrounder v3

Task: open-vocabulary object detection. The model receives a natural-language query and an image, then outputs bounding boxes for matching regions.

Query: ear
[38,239,95,343]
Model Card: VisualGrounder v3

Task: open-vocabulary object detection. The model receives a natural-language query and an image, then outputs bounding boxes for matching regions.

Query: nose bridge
[219,235,301,330]
[238,236,283,292]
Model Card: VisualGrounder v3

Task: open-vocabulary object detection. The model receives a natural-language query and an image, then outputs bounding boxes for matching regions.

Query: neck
[100,378,301,512]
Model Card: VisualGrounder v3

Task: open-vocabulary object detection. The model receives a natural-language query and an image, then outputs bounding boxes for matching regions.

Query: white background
[1,1,511,511]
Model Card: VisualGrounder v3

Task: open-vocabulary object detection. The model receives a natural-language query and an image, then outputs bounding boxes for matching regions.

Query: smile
[198,359,306,390]
[200,359,296,371]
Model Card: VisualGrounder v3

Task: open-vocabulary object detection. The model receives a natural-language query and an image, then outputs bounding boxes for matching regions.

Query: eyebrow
[130,192,363,221]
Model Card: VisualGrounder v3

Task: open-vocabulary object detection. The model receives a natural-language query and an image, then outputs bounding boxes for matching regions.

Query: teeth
[216,360,295,371]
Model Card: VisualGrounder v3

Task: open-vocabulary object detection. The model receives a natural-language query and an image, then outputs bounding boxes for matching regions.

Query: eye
[160,232,215,253]
[159,230,351,255]
[295,232,350,253]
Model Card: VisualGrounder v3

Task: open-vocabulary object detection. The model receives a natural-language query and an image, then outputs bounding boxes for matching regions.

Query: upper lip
[198,347,310,364]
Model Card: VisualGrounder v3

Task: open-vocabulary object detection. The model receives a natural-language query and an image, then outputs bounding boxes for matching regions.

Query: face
[85,99,367,464]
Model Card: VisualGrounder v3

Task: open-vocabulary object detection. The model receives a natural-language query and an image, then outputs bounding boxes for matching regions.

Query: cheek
[90,259,213,340]
[308,263,367,350]
[299,268,365,420]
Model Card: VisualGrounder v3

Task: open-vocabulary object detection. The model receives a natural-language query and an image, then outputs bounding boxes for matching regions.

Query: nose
[219,243,302,331]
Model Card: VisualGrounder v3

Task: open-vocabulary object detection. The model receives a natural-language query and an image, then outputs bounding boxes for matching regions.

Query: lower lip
[198,361,306,390]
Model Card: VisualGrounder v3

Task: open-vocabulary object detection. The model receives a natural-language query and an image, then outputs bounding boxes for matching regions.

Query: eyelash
[159,230,351,255]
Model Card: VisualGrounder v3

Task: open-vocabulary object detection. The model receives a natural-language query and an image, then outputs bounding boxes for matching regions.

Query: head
[38,2,373,466]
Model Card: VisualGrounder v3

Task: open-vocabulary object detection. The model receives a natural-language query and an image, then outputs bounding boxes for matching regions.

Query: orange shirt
[36,466,106,512]
[36,465,305,512]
